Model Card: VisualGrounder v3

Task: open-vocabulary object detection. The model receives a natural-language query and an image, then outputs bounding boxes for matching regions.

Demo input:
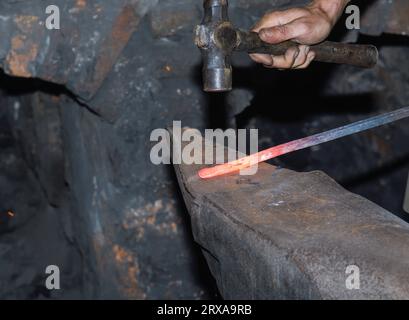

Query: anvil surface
[173,129,409,299]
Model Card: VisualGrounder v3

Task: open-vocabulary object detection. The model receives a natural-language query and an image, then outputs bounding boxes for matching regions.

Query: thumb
[259,22,302,44]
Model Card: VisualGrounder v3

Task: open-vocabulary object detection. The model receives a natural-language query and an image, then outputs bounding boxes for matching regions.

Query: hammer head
[195,0,237,92]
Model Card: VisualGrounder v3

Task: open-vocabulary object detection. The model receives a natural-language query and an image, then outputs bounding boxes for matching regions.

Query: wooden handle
[236,31,379,68]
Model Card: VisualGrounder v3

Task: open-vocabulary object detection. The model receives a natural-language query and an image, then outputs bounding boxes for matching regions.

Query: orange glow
[198,106,409,179]
[198,146,284,179]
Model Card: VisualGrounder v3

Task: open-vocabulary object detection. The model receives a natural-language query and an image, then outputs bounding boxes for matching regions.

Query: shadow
[232,60,378,131]
[193,61,344,129]
[166,164,222,299]
[0,69,68,97]
[191,65,229,130]
[205,92,229,130]
[341,154,409,189]
[0,69,101,117]
[340,153,409,222]
[358,33,409,48]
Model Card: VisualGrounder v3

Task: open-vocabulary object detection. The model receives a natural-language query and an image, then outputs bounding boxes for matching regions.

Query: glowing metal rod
[199,106,409,179]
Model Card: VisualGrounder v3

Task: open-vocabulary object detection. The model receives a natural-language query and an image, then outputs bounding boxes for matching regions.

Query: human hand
[250,0,349,69]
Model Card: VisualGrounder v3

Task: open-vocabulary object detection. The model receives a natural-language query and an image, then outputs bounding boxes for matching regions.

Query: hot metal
[199,106,409,179]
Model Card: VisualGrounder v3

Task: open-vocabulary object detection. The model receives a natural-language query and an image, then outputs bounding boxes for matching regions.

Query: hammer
[195,0,379,92]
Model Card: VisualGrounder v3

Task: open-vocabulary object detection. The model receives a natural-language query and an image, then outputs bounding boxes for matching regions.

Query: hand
[250,0,349,69]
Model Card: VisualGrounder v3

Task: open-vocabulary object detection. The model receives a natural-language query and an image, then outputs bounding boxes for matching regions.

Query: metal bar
[199,106,409,179]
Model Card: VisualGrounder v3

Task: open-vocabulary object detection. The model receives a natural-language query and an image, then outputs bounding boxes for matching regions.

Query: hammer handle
[236,31,378,68]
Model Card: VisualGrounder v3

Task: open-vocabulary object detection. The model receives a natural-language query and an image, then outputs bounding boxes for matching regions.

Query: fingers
[249,4,332,70]
[294,51,316,69]
[252,8,306,33]
[292,45,310,68]
[249,53,273,66]
[266,46,299,69]
[251,14,317,69]
[259,21,306,44]
[250,45,313,70]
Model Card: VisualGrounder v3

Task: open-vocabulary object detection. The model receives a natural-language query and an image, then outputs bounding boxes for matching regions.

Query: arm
[250,0,350,69]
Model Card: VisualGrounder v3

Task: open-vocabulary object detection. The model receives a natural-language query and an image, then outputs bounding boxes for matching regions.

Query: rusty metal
[195,0,379,92]
[173,128,409,299]
[194,0,233,92]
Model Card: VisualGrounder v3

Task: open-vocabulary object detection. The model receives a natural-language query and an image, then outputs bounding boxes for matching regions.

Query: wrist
[309,0,350,26]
